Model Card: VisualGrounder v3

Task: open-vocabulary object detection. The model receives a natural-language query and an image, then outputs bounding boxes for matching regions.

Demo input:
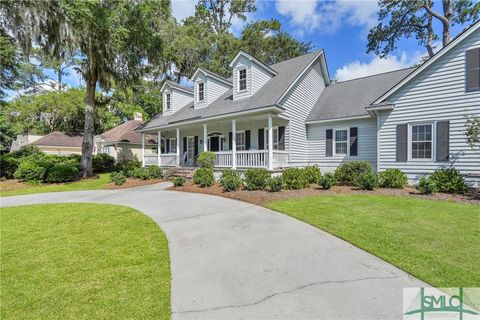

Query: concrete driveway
[1,183,425,319]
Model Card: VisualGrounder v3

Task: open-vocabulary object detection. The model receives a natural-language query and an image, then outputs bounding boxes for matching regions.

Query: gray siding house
[136,21,480,185]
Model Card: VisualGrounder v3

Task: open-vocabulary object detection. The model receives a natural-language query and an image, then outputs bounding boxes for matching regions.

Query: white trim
[263,126,280,150]
[160,81,193,96]
[165,92,171,110]
[237,67,247,92]
[235,130,246,151]
[373,20,480,104]
[229,50,278,76]
[407,122,435,162]
[333,128,349,156]
[192,68,232,87]
[197,81,205,102]
[306,114,371,124]
[169,138,177,154]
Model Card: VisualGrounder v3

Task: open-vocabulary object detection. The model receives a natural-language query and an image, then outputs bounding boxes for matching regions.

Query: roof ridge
[269,49,323,68]
[333,66,417,84]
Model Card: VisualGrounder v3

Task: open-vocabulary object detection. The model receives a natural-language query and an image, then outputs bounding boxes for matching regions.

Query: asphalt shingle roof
[99,120,157,144]
[306,67,416,122]
[33,131,83,147]
[136,50,323,131]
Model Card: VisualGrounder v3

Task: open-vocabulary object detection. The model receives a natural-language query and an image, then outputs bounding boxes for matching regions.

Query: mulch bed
[103,178,164,189]
[0,179,30,192]
[168,182,480,206]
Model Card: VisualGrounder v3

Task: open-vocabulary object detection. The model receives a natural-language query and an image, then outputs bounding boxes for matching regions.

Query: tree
[0,109,17,153]
[368,0,480,58]
[2,0,172,177]
[0,29,19,100]
[465,114,480,150]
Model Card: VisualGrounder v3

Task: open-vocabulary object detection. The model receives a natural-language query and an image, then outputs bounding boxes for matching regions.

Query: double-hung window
[165,93,171,110]
[236,131,246,150]
[410,124,432,159]
[198,82,204,101]
[265,127,279,150]
[238,69,247,91]
[169,138,177,154]
[334,129,348,155]
[466,47,480,92]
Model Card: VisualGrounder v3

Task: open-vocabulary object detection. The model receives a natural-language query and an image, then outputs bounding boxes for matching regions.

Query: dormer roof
[191,67,232,87]
[229,50,278,76]
[160,80,193,95]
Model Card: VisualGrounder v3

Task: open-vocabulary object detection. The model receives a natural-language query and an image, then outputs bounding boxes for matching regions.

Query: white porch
[141,113,289,170]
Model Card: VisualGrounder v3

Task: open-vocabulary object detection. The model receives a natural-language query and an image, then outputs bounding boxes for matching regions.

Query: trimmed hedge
[268,176,283,192]
[319,172,336,190]
[430,168,466,194]
[334,161,372,186]
[379,169,408,189]
[244,168,270,190]
[46,164,79,182]
[417,176,437,195]
[197,151,215,168]
[110,172,127,186]
[219,169,242,192]
[193,167,215,187]
[172,177,185,187]
[13,161,48,182]
[355,171,378,190]
[116,160,141,175]
[304,166,321,184]
[282,168,309,189]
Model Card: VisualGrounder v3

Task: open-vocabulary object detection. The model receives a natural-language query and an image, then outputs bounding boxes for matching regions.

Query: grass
[267,194,480,287]
[0,173,111,197]
[0,203,170,319]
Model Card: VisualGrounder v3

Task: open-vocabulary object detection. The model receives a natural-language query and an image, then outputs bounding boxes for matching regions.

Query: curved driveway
[1,183,425,319]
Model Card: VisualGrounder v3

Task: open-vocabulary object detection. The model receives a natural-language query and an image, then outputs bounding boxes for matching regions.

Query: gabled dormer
[191,68,232,109]
[229,51,278,100]
[160,80,193,116]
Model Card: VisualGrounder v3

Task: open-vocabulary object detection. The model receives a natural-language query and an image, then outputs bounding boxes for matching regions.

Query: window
[169,138,177,154]
[334,129,348,155]
[236,131,245,150]
[238,69,247,91]
[165,93,171,110]
[410,124,432,159]
[198,82,204,101]
[466,48,480,92]
[265,127,279,150]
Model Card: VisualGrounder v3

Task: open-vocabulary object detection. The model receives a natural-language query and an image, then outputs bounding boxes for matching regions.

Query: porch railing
[144,155,158,166]
[160,154,177,167]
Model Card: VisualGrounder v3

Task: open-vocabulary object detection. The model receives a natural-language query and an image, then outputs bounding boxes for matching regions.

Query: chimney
[133,112,143,121]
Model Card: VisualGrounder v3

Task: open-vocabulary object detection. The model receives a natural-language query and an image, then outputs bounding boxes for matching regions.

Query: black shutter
[436,121,449,162]
[326,129,333,157]
[350,127,358,156]
[166,139,170,153]
[194,136,199,156]
[396,124,408,162]
[278,126,285,150]
[258,129,264,150]
[228,132,232,150]
[466,48,480,92]
[245,130,251,150]
[183,137,187,153]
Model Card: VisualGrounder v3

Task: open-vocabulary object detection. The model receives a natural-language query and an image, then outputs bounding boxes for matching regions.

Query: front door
[187,136,195,165]
[210,136,219,152]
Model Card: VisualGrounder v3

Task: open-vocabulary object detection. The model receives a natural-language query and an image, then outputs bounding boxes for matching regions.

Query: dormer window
[198,82,205,101]
[238,69,247,91]
[165,93,171,110]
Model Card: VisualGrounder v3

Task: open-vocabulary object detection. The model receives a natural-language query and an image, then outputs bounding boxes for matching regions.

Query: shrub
[110,172,127,186]
[379,169,408,189]
[244,168,270,190]
[430,168,467,194]
[193,167,215,187]
[116,160,141,174]
[268,176,283,192]
[304,166,321,184]
[355,171,378,190]
[146,166,163,179]
[319,172,336,190]
[13,161,48,182]
[0,155,19,179]
[172,177,185,187]
[219,169,242,192]
[11,145,43,158]
[417,176,437,195]
[334,161,373,186]
[92,154,115,173]
[197,151,215,168]
[282,168,309,189]
[129,167,149,180]
[46,164,79,182]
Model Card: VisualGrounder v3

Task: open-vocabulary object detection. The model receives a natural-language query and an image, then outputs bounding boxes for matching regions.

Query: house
[136,21,480,185]
[31,131,83,155]
[10,134,44,151]
[94,113,157,162]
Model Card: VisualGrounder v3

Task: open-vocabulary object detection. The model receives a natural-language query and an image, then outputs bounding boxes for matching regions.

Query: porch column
[268,114,273,170]
[157,131,161,166]
[231,119,236,169]
[203,124,208,152]
[141,133,145,167]
[176,128,180,167]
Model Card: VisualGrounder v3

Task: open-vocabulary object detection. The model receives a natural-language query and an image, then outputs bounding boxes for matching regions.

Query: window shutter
[245,130,251,150]
[278,126,286,150]
[258,129,264,150]
[194,136,199,156]
[396,124,408,162]
[183,137,187,153]
[350,127,358,156]
[326,129,333,157]
[466,48,480,92]
[166,139,170,153]
[228,132,232,150]
[436,121,449,162]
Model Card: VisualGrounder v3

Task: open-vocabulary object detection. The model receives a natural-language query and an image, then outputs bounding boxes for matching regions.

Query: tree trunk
[442,0,452,46]
[80,64,97,178]
[426,0,435,58]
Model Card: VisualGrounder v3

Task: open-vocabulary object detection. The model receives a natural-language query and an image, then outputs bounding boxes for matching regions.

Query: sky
[13,0,474,96]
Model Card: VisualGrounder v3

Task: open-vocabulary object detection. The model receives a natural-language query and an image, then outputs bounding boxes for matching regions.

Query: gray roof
[306,67,416,122]
[164,80,193,93]
[136,50,323,131]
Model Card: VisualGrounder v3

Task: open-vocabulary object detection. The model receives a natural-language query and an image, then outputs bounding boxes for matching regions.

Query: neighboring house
[94,113,157,162]
[10,134,44,151]
[31,131,83,155]
[136,21,480,185]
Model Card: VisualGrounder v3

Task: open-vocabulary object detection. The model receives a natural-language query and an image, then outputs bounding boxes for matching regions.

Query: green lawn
[267,194,480,287]
[0,203,170,319]
[0,173,111,197]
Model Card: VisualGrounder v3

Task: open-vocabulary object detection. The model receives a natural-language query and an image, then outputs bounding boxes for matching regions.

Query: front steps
[165,167,197,179]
